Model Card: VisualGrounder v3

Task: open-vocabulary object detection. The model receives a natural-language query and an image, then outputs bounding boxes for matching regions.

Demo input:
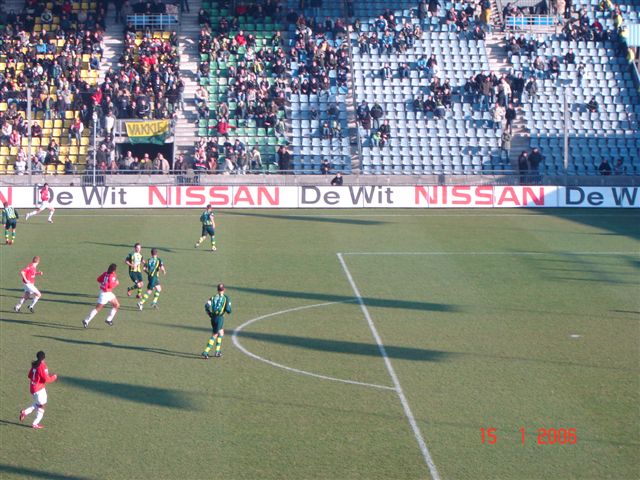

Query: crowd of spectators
[98,26,182,125]
[191,136,277,174]
[0,0,108,173]
[194,3,293,171]
[87,138,173,174]
[0,7,105,108]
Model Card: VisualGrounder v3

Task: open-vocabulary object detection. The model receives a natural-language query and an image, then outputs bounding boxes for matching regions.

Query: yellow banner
[125,120,170,138]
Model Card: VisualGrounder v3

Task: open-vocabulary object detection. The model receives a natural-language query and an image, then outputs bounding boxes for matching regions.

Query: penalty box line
[337,253,441,480]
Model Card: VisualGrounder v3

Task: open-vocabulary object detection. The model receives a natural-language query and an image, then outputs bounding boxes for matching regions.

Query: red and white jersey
[98,272,119,292]
[39,186,51,202]
[21,263,40,284]
[28,361,56,394]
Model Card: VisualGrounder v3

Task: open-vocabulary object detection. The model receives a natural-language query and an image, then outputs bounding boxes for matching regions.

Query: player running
[15,256,44,313]
[20,351,58,429]
[137,248,166,310]
[25,183,55,223]
[125,243,144,299]
[2,201,19,245]
[195,204,216,251]
[83,263,120,328]
[201,283,232,359]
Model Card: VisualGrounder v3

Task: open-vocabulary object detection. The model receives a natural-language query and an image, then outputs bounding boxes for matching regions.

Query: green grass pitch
[1,208,638,480]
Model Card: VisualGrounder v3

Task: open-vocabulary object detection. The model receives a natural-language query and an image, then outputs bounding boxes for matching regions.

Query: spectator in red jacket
[214,117,236,138]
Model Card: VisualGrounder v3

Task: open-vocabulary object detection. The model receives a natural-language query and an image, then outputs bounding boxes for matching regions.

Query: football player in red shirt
[83,263,120,328]
[20,351,58,429]
[14,256,44,313]
[25,183,55,223]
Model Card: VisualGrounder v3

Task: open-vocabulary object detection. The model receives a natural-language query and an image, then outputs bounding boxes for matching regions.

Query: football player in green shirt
[194,204,216,251]
[2,201,19,245]
[124,243,144,299]
[202,283,232,359]
[137,248,166,310]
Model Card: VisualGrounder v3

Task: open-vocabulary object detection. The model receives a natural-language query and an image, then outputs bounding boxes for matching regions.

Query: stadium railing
[126,14,180,31]
[505,15,558,31]
[2,171,638,187]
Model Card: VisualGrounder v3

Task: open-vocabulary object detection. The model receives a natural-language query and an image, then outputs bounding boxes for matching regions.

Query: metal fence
[2,170,638,188]
[505,15,558,31]
[126,14,180,31]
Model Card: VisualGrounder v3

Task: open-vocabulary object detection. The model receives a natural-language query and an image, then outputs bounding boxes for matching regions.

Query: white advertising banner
[558,186,640,208]
[0,185,637,209]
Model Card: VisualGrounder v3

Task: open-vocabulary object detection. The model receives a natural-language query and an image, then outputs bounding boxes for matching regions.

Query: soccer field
[1,208,638,480]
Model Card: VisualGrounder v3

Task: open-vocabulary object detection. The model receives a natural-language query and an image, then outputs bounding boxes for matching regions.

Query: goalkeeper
[201,283,232,359]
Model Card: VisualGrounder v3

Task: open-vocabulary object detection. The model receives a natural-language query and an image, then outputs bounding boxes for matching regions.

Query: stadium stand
[508,0,640,174]
[284,1,352,174]
[1,0,638,177]
[194,2,288,173]
[0,0,104,174]
[350,0,504,175]
[103,25,181,121]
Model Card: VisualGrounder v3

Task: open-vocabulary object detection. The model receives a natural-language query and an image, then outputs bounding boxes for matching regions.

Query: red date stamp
[481,427,577,445]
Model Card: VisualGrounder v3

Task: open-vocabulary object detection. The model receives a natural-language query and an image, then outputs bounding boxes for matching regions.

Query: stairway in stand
[485,32,530,167]
[174,0,202,161]
[99,3,125,85]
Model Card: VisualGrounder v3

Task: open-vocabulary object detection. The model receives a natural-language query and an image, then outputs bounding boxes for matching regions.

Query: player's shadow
[0,464,93,480]
[85,242,178,253]
[0,419,32,429]
[34,335,200,360]
[60,376,199,411]
[0,288,95,299]
[0,293,93,308]
[224,210,387,226]
[234,331,454,362]
[0,317,85,331]
[228,286,460,313]
[147,321,209,332]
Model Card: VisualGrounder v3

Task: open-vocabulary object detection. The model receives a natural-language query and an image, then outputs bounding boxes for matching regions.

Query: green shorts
[210,316,225,334]
[5,219,17,229]
[129,271,143,284]
[201,225,215,237]
[147,276,160,290]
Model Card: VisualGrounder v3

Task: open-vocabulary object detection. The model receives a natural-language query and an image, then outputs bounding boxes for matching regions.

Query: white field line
[343,251,640,256]
[231,301,395,391]
[337,253,441,480]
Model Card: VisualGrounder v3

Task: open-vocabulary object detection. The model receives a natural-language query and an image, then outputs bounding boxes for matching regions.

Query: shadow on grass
[234,330,454,362]
[85,241,176,253]
[149,322,209,333]
[0,295,140,311]
[0,317,84,331]
[0,419,32,429]
[538,208,640,242]
[0,293,93,308]
[460,350,639,373]
[0,465,92,480]
[34,335,200,360]
[61,376,199,411]
[224,210,387,226]
[1,287,96,299]
[85,242,195,253]
[228,286,460,313]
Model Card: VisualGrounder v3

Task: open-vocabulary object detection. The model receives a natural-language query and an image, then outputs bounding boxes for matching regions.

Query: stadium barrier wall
[1,185,638,209]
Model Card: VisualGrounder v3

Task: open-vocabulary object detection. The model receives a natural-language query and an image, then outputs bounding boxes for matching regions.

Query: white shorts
[97,291,116,305]
[33,388,47,406]
[39,200,53,209]
[23,283,41,296]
